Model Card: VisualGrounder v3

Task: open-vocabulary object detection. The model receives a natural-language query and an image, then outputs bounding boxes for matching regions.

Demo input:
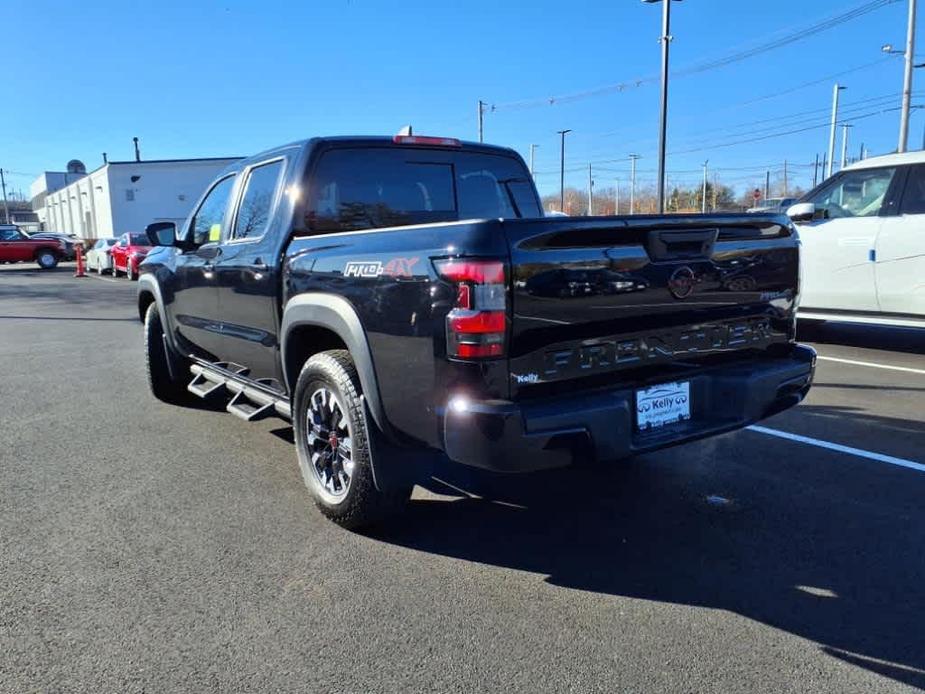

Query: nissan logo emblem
[668,266,696,299]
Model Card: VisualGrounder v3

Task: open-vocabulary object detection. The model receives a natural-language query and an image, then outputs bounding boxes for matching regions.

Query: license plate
[636,381,691,430]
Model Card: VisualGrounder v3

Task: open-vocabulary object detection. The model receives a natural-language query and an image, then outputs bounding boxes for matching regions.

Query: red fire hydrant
[74,242,87,278]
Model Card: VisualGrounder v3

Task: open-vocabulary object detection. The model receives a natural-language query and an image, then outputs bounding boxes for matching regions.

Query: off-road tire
[144,303,190,404]
[293,350,409,529]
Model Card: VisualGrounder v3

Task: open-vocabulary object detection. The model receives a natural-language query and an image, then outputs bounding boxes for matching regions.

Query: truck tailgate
[502,214,799,397]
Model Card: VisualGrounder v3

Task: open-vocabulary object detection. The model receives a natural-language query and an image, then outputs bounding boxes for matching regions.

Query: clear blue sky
[3,0,920,200]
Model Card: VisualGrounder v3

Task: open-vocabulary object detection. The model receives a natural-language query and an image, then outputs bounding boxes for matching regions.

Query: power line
[487,0,900,111]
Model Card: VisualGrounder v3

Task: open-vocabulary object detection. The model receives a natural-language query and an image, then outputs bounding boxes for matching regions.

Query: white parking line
[816,355,925,376]
[747,425,925,473]
[85,273,119,284]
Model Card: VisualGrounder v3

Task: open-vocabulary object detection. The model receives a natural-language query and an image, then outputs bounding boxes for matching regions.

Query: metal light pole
[701,160,708,213]
[899,0,918,152]
[557,129,571,212]
[478,100,485,143]
[587,164,594,216]
[629,154,640,214]
[0,168,9,224]
[827,83,845,178]
[841,124,852,170]
[529,144,538,179]
[643,0,678,214]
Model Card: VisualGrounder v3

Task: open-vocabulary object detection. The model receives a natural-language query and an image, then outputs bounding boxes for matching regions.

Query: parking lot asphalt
[2,263,924,693]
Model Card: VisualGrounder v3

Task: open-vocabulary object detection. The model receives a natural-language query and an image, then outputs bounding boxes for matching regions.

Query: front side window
[306,148,541,233]
[233,160,284,239]
[808,167,895,218]
[899,165,925,215]
[190,175,236,246]
[0,228,22,241]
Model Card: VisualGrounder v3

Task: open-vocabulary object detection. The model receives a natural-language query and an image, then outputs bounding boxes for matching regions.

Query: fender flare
[280,293,392,439]
[137,275,178,353]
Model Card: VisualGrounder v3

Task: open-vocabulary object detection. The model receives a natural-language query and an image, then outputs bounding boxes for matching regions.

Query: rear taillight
[435,259,507,359]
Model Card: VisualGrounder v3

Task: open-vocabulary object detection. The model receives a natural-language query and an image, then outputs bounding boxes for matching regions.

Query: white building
[30,166,88,226]
[38,157,240,240]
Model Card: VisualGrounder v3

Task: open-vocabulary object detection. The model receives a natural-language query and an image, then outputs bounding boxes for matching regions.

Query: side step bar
[188,362,291,421]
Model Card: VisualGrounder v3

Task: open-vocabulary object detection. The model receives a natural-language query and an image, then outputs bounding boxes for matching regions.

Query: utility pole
[765,170,770,200]
[899,0,917,152]
[644,0,675,214]
[477,100,485,143]
[0,168,9,224]
[701,160,708,213]
[629,154,640,214]
[841,124,852,170]
[529,144,537,179]
[783,160,789,197]
[615,180,620,215]
[812,153,819,188]
[821,151,828,182]
[827,83,845,178]
[587,164,593,216]
[859,142,865,162]
[557,129,571,212]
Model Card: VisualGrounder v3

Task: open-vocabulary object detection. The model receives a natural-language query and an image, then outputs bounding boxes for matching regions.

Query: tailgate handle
[646,228,718,261]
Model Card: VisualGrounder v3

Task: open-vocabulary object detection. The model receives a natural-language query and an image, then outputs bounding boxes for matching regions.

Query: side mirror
[786,202,816,223]
[145,221,177,247]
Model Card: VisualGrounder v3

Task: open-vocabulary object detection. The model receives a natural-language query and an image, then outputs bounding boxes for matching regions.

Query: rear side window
[900,165,925,214]
[306,148,541,233]
[233,160,285,239]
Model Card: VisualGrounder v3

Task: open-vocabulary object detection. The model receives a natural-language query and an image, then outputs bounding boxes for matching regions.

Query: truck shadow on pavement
[370,407,925,690]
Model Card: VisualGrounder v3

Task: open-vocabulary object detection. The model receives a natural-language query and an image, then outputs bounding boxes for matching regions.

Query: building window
[125,189,135,202]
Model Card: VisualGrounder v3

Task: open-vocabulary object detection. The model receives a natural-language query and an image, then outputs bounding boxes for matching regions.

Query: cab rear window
[306,148,540,232]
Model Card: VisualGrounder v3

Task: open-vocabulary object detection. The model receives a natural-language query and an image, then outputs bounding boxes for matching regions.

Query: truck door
[875,164,925,316]
[212,157,288,385]
[169,174,237,362]
[797,165,897,312]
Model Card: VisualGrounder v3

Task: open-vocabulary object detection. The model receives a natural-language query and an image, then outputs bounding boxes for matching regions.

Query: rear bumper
[442,344,816,473]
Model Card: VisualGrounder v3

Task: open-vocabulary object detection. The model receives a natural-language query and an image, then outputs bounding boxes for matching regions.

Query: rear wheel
[144,303,190,404]
[293,350,409,529]
[35,250,58,270]
[126,261,136,281]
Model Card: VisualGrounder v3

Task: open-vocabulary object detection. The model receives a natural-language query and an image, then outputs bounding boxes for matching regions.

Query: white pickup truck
[788,151,925,329]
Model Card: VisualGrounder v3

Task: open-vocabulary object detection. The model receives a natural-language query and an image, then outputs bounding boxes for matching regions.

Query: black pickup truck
[138,135,815,528]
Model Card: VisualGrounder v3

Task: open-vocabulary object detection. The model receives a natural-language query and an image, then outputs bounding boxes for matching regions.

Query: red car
[110,232,153,280]
[0,225,65,269]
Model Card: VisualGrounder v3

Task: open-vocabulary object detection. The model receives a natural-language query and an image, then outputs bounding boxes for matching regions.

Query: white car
[85,238,118,274]
[788,151,925,328]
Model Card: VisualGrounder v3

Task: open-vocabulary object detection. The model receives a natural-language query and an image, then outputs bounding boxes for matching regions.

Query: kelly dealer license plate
[636,381,691,430]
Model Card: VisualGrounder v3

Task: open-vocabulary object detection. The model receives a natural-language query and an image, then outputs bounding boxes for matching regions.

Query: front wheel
[36,250,58,270]
[293,350,409,529]
[126,261,136,281]
[144,303,190,404]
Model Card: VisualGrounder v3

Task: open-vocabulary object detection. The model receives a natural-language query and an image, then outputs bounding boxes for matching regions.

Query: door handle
[251,259,269,272]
